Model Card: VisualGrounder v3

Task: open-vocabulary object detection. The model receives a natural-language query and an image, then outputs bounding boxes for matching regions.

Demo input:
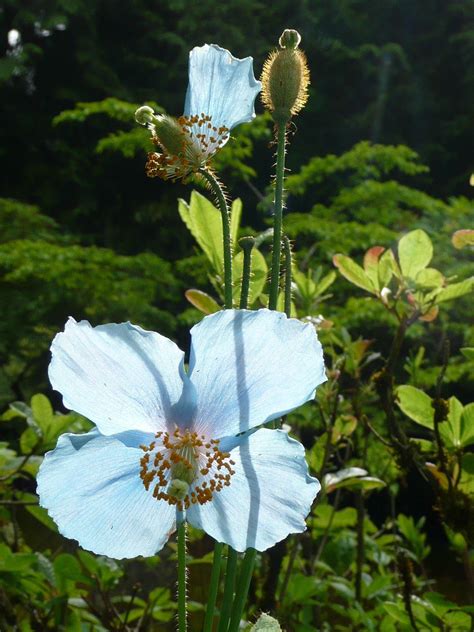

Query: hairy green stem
[228,549,257,632]
[203,542,223,632]
[199,168,233,308]
[239,237,255,310]
[283,236,292,317]
[177,521,187,632]
[217,548,239,632]
[268,123,287,310]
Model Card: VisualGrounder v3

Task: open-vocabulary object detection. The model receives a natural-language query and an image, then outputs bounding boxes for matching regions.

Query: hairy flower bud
[261,29,310,124]
[153,114,186,156]
[135,105,156,126]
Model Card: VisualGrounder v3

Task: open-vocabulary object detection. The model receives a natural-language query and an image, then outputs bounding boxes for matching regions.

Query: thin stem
[278,538,298,605]
[268,123,287,310]
[227,549,257,632]
[199,168,233,308]
[177,521,187,632]
[283,236,292,317]
[217,548,238,632]
[239,237,255,310]
[203,542,223,632]
[355,491,365,601]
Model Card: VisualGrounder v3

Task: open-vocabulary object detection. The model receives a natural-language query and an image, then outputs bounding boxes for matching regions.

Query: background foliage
[1,1,473,630]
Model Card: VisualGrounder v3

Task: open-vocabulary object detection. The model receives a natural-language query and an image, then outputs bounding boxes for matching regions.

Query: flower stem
[283,236,292,317]
[177,521,187,632]
[227,548,257,632]
[268,123,287,310]
[203,541,223,632]
[238,236,255,309]
[217,548,239,632]
[199,168,233,308]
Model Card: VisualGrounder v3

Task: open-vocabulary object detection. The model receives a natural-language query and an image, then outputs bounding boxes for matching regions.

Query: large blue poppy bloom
[141,44,261,181]
[37,309,326,559]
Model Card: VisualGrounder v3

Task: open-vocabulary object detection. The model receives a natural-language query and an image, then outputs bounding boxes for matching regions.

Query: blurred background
[1,1,473,630]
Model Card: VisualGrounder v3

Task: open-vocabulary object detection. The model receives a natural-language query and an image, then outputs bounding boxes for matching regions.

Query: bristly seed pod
[261,29,310,124]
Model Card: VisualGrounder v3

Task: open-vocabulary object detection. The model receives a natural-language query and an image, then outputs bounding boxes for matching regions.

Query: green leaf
[185,289,220,314]
[54,554,83,582]
[178,193,244,280]
[439,397,464,449]
[460,403,474,448]
[415,268,444,289]
[26,504,58,532]
[178,192,224,275]
[250,614,282,631]
[378,248,396,287]
[332,415,357,443]
[398,229,433,279]
[435,278,474,303]
[233,247,268,305]
[396,385,434,429]
[31,394,54,435]
[460,347,474,361]
[333,254,376,293]
[313,505,357,530]
[20,426,41,454]
[307,433,329,474]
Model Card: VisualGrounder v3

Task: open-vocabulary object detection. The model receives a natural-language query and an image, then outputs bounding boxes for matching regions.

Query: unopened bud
[135,105,156,126]
[380,287,392,304]
[153,114,186,156]
[261,30,310,124]
[279,29,301,49]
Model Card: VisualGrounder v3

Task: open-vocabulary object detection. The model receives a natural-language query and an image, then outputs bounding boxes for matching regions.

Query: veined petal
[188,309,326,439]
[184,44,261,132]
[37,430,176,558]
[187,428,319,552]
[49,319,194,436]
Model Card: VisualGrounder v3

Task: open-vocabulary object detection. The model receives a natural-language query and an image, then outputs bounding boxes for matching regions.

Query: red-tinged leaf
[420,306,439,322]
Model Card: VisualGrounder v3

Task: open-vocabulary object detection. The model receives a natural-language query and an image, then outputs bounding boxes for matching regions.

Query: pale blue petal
[184,44,261,131]
[187,429,319,552]
[188,309,326,439]
[37,430,176,558]
[49,318,195,436]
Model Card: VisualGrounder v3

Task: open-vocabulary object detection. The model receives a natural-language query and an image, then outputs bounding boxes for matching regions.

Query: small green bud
[168,478,190,501]
[135,105,156,126]
[279,29,301,50]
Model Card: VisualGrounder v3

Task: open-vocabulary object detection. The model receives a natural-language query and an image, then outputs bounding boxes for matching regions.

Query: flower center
[145,113,229,181]
[139,428,235,512]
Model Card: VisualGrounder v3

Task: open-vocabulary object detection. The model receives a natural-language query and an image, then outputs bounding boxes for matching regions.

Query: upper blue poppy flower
[136,44,261,181]
[37,309,326,559]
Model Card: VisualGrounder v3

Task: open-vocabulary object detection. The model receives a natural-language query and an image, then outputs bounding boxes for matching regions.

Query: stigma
[145,113,229,181]
[139,428,235,512]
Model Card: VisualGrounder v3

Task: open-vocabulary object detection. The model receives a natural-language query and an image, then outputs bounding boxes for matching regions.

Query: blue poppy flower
[37,309,326,559]
[136,44,261,181]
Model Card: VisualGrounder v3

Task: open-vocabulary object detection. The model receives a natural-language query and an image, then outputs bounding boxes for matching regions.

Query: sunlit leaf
[185,289,220,314]
[333,254,376,293]
[398,229,432,279]
[396,385,434,429]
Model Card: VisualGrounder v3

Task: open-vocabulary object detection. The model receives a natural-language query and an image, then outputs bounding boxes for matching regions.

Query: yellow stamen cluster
[139,428,236,512]
[145,114,229,181]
